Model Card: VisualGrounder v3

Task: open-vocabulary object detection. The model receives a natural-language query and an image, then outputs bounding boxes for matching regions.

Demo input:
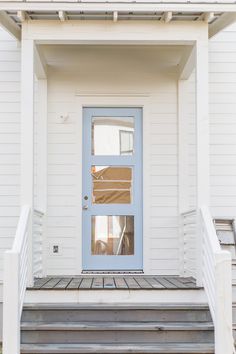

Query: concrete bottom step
[21,343,215,354]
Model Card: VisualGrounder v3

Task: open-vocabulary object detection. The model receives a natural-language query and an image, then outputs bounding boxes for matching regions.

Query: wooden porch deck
[29,276,199,290]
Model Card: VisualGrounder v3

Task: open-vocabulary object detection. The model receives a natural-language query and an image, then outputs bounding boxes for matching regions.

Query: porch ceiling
[41,44,187,74]
[0,1,236,41]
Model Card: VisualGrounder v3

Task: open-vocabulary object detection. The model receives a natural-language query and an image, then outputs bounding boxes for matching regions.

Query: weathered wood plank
[154,277,177,289]
[125,277,140,289]
[79,277,93,289]
[31,276,198,290]
[134,277,153,289]
[41,278,61,289]
[114,277,128,289]
[92,277,104,289]
[67,277,83,289]
[104,277,115,289]
[177,277,196,288]
[32,277,51,289]
[53,278,72,289]
[178,277,196,286]
[166,277,188,289]
[144,277,165,289]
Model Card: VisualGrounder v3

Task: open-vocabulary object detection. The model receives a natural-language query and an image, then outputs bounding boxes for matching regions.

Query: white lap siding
[3,30,236,277]
[45,46,179,275]
[209,24,236,218]
[0,28,20,280]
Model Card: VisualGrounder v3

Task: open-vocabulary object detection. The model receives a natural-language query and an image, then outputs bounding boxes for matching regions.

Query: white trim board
[21,20,208,44]
[25,289,207,304]
[1,3,236,13]
[75,95,151,274]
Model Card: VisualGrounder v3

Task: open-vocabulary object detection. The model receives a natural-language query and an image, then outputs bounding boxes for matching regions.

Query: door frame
[82,107,143,271]
[76,94,151,274]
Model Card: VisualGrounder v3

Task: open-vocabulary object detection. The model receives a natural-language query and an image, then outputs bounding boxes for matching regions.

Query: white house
[0,1,236,353]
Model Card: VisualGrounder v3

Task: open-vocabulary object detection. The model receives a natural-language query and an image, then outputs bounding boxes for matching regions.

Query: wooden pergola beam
[0,10,20,40]
[58,10,67,22]
[162,11,172,23]
[113,11,118,22]
[209,12,236,38]
[197,12,214,23]
[17,10,26,22]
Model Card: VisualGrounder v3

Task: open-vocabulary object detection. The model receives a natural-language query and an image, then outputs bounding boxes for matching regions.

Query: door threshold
[82,270,144,274]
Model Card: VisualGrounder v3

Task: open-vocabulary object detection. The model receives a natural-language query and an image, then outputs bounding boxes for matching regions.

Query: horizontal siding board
[209,27,236,222]
[0,28,21,281]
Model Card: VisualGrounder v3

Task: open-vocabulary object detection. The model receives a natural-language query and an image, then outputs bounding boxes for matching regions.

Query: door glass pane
[92,117,134,155]
[91,216,134,255]
[92,166,132,204]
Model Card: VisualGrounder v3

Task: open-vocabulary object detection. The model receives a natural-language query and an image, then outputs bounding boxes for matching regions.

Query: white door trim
[75,94,151,274]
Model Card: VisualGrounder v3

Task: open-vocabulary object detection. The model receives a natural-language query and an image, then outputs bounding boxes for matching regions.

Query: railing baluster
[3,206,45,354]
[33,209,44,278]
[181,206,234,354]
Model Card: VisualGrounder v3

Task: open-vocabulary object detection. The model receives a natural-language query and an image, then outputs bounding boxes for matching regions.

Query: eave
[0,1,236,41]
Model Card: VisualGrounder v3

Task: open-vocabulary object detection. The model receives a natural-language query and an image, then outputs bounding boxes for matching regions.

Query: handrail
[199,205,234,354]
[181,206,235,354]
[3,205,31,354]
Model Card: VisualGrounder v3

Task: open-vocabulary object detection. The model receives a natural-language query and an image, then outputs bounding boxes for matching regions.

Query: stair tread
[23,303,210,311]
[21,321,214,331]
[20,343,215,353]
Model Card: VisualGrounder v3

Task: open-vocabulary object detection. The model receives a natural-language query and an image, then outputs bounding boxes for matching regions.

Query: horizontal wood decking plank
[29,276,198,290]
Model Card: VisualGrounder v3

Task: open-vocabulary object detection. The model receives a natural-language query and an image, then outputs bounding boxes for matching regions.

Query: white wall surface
[209,23,236,219]
[0,28,20,281]
[0,22,236,279]
[45,45,179,275]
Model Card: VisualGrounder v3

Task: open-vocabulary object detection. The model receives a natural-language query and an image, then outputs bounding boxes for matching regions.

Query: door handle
[83,205,88,210]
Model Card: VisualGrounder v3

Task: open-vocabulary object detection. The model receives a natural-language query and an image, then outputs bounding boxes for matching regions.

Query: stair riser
[21,329,214,344]
[21,352,214,354]
[21,309,212,323]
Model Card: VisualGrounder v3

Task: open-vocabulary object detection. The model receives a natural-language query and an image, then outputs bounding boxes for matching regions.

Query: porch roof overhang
[0,1,236,41]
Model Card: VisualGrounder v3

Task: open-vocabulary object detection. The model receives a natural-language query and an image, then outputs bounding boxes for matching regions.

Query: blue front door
[82,107,142,271]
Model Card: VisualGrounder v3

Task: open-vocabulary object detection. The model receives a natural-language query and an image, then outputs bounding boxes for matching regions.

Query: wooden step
[23,303,210,310]
[21,321,214,331]
[22,303,212,323]
[21,320,214,344]
[21,342,215,353]
[21,303,214,352]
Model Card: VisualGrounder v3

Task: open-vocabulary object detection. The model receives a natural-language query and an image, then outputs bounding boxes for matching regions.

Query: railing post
[214,251,233,354]
[27,210,34,287]
[3,251,20,354]
[179,214,185,277]
[196,209,203,287]
[21,36,35,287]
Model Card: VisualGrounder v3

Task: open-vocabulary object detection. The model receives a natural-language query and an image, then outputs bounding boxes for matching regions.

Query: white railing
[33,209,44,278]
[200,205,234,354]
[181,206,234,354]
[3,205,31,354]
[181,209,197,277]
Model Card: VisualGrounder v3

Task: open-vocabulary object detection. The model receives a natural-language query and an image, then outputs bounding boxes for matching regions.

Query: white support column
[178,80,190,276]
[195,39,209,286]
[195,40,209,207]
[178,80,190,215]
[21,38,35,286]
[37,79,47,213]
[37,79,47,277]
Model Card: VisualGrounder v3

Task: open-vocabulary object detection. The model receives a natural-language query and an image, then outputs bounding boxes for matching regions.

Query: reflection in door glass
[92,117,134,155]
[92,166,132,204]
[91,215,134,255]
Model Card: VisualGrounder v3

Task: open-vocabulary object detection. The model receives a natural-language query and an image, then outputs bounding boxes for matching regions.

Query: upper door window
[92,116,134,155]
